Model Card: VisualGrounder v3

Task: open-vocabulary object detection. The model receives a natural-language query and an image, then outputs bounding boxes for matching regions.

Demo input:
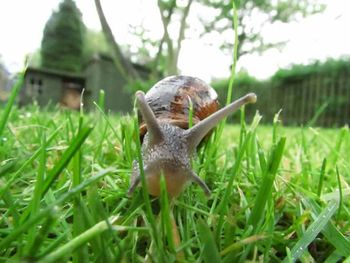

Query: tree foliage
[93,0,325,82]
[41,0,85,73]
[199,0,325,58]
[83,29,112,61]
[271,57,350,84]
[0,57,10,98]
[213,58,350,90]
[150,0,325,76]
[94,0,195,79]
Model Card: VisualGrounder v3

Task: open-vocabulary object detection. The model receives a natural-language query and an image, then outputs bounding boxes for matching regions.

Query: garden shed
[21,67,85,110]
[20,54,146,112]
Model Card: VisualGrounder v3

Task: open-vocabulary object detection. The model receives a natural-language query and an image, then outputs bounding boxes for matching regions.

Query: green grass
[1,91,349,262]
[3,2,348,261]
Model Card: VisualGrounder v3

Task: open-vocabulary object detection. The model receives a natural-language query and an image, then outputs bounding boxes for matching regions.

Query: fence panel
[215,69,350,127]
[236,71,350,127]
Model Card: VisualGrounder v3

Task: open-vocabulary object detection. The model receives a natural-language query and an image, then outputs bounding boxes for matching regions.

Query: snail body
[128,76,257,198]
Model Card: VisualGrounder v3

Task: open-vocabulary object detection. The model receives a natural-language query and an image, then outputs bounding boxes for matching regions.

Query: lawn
[1,89,349,262]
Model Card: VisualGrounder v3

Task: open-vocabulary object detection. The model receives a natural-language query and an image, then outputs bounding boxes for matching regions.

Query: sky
[0,0,349,82]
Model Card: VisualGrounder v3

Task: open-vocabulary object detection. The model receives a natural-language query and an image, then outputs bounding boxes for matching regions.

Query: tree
[199,0,325,58]
[83,29,112,61]
[155,0,194,76]
[0,56,10,95]
[94,0,140,82]
[41,0,85,72]
[94,0,194,79]
[94,0,324,79]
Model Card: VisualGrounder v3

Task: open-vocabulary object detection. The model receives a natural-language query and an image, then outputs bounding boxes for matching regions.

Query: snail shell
[139,76,219,139]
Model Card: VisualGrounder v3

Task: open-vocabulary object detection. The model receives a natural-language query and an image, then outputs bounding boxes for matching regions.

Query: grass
[1,83,350,262]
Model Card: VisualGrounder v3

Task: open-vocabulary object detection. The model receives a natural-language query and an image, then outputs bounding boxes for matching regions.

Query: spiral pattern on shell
[139,75,219,139]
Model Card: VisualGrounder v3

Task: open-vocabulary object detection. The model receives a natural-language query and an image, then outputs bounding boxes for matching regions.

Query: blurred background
[0,0,349,126]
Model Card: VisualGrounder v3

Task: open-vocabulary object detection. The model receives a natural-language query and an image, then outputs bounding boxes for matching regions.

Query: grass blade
[160,175,176,253]
[317,158,327,197]
[198,220,221,263]
[220,234,265,256]
[215,131,251,243]
[41,124,94,196]
[282,200,338,263]
[304,198,350,256]
[335,166,343,219]
[249,137,286,230]
[225,0,238,106]
[98,89,105,112]
[0,168,114,250]
[131,103,160,259]
[39,216,142,262]
[24,132,47,253]
[0,125,62,199]
[328,127,347,169]
[0,160,16,177]
[27,209,57,257]
[0,68,25,138]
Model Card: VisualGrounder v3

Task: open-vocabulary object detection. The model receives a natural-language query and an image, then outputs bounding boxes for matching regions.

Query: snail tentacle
[127,161,143,196]
[188,170,211,196]
[136,91,164,144]
[185,93,257,152]
[127,176,140,196]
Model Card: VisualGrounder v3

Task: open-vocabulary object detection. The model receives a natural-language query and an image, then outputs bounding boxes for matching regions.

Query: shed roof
[25,66,85,80]
[85,53,151,75]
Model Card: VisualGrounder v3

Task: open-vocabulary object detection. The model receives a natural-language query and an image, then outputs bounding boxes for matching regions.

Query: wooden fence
[217,71,350,127]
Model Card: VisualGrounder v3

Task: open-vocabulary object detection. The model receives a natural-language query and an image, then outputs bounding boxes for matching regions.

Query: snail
[128,76,257,198]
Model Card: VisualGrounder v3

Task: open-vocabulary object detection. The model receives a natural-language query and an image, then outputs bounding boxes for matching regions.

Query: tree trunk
[94,0,139,82]
[157,0,176,75]
[173,0,193,74]
[157,0,194,76]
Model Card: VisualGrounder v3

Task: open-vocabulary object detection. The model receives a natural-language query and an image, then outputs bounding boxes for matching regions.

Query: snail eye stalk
[135,91,164,144]
[185,93,257,152]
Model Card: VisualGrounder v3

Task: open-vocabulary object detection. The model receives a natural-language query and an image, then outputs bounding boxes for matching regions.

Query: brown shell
[139,75,219,138]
